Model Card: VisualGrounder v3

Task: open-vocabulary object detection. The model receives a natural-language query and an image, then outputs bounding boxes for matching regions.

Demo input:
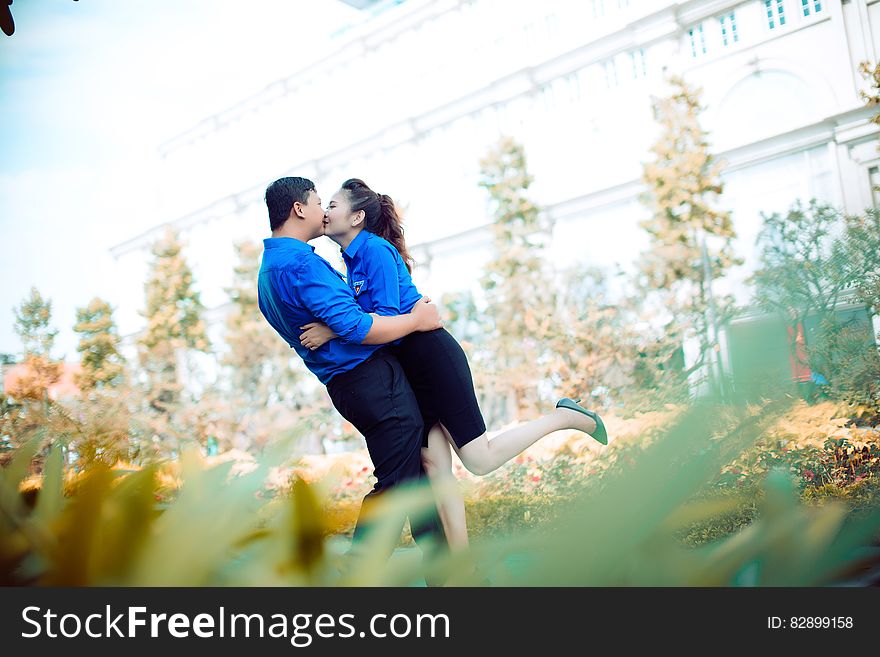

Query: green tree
[753,201,858,329]
[546,267,642,408]
[223,240,301,409]
[10,288,61,406]
[440,290,485,355]
[753,202,880,418]
[478,136,556,422]
[3,289,65,463]
[640,75,740,397]
[859,61,880,192]
[851,210,880,420]
[73,297,126,392]
[853,214,880,316]
[65,297,132,466]
[14,287,58,359]
[5,291,132,468]
[220,240,310,452]
[137,229,210,455]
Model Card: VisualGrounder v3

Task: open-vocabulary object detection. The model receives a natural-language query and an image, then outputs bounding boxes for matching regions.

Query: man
[257,176,448,572]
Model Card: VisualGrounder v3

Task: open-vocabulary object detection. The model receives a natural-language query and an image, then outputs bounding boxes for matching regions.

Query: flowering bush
[233,401,878,544]
[717,402,880,494]
[10,400,879,557]
[3,397,879,586]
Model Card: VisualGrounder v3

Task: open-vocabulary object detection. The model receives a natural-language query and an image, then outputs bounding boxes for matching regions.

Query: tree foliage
[478,136,556,421]
[223,240,302,411]
[640,75,740,393]
[136,229,210,455]
[220,239,320,453]
[859,61,880,191]
[545,268,642,408]
[73,297,126,392]
[753,202,880,419]
[7,288,62,409]
[13,287,58,359]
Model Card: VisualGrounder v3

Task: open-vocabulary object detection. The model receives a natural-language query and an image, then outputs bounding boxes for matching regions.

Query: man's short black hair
[265,177,316,231]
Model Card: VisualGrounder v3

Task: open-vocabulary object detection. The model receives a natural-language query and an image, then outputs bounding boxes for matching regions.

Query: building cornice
[158,0,459,156]
[159,0,753,156]
[111,105,878,259]
[417,106,880,258]
[675,0,750,27]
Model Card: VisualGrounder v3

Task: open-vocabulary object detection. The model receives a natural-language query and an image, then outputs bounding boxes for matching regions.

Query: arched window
[712,70,821,151]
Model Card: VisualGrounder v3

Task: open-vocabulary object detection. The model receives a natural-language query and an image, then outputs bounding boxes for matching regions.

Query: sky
[0,0,361,361]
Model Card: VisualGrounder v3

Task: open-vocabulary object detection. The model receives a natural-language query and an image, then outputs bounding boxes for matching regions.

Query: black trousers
[327,348,448,561]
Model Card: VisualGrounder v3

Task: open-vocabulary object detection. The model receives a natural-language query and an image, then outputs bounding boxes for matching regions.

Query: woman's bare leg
[421,423,469,551]
[455,407,597,476]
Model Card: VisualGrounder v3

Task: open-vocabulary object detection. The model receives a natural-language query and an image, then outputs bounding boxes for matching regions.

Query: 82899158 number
[789,617,852,629]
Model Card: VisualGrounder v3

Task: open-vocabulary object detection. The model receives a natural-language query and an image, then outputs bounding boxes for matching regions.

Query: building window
[719,12,738,46]
[688,23,706,58]
[765,0,786,29]
[591,0,605,18]
[603,59,618,88]
[801,0,822,16]
[617,0,629,7]
[870,166,880,208]
[630,48,647,79]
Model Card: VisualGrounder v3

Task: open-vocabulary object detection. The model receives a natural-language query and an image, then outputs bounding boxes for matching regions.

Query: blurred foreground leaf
[1,397,877,586]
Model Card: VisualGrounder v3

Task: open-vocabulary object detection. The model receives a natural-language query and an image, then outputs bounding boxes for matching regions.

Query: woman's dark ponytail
[341,179,415,273]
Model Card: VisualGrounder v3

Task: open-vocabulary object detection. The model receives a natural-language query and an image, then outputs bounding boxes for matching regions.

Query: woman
[299,178,607,550]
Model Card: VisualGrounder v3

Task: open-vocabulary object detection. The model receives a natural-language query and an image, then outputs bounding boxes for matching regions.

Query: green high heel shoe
[556,397,608,445]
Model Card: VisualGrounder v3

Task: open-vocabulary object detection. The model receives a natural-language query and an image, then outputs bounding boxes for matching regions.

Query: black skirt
[391,328,487,449]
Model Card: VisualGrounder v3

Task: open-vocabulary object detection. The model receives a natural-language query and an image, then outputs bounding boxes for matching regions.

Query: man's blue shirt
[258,236,380,385]
[342,230,422,318]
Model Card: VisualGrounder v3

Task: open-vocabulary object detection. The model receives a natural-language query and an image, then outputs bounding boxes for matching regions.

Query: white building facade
[111,0,880,384]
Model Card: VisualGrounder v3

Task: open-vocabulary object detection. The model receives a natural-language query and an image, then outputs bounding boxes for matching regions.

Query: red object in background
[787,323,812,383]
[2,361,81,400]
